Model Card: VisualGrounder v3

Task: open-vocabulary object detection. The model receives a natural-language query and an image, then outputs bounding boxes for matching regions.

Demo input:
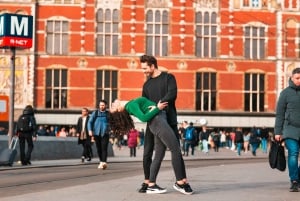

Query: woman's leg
[143,125,155,180]
[133,146,136,157]
[148,135,166,183]
[149,112,186,181]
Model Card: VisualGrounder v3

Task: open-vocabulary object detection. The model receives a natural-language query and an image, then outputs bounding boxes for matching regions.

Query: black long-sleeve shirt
[142,72,178,125]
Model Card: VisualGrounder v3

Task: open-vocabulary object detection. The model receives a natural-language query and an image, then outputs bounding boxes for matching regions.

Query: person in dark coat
[234,128,244,156]
[275,67,300,192]
[138,55,191,195]
[77,107,92,163]
[15,105,37,166]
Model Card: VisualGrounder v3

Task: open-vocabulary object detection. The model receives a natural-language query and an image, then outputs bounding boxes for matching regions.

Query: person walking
[139,128,145,147]
[178,121,188,156]
[274,67,300,192]
[127,128,139,157]
[183,122,197,156]
[138,55,188,194]
[87,100,110,170]
[200,125,210,154]
[77,107,92,163]
[260,126,269,154]
[110,97,193,195]
[211,128,220,152]
[234,127,244,156]
[15,105,37,166]
[243,131,250,154]
[249,129,261,156]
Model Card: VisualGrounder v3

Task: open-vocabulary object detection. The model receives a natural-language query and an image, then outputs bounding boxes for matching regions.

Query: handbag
[269,140,286,171]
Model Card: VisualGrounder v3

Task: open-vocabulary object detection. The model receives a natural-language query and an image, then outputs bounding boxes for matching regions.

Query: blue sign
[0,13,33,48]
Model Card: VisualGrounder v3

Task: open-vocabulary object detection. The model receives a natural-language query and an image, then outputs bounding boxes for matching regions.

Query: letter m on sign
[11,16,29,36]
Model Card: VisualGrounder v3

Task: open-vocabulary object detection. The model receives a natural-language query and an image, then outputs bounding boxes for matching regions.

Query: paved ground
[0,146,298,201]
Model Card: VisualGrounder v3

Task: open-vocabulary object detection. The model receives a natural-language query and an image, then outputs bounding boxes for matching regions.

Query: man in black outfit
[77,107,92,163]
[15,105,37,166]
[139,55,189,193]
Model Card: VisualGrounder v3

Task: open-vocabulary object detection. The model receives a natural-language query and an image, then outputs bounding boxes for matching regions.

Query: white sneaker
[98,162,103,169]
[146,184,167,194]
[173,182,193,195]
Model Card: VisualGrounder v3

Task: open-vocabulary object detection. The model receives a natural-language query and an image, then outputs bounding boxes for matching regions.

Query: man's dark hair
[292,67,300,75]
[99,99,107,105]
[140,55,158,69]
[23,105,34,115]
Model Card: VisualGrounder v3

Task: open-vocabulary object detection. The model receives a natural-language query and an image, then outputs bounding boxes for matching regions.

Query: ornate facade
[0,0,300,128]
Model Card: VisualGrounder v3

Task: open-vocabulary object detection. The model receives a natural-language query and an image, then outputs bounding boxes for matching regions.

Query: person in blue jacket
[275,67,300,192]
[87,100,110,170]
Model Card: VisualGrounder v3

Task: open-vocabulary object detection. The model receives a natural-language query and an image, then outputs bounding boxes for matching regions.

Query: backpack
[212,133,220,141]
[185,127,195,141]
[17,114,33,132]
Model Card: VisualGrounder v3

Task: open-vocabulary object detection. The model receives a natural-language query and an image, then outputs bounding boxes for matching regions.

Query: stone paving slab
[0,162,295,201]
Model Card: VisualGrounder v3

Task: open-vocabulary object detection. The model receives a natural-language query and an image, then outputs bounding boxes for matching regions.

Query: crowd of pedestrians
[178,122,272,157]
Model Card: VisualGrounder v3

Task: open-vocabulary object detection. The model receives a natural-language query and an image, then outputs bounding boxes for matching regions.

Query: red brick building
[0,0,300,129]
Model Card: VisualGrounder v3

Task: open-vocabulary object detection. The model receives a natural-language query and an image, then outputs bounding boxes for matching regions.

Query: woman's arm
[126,99,168,122]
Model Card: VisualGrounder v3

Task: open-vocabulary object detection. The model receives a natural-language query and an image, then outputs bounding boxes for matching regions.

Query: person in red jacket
[128,128,139,157]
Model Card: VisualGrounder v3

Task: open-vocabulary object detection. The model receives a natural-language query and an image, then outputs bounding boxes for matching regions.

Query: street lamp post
[8,47,16,146]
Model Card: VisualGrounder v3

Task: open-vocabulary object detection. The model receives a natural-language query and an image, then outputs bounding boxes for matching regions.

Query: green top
[125,97,160,122]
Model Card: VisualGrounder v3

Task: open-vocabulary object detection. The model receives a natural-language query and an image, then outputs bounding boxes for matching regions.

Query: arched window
[145,9,169,56]
[96,8,119,55]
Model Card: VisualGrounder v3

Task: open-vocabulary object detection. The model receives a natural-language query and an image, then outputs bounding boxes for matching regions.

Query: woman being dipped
[110,97,193,195]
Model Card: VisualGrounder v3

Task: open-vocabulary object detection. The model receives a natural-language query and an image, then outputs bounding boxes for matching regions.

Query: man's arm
[160,73,177,103]
[274,91,287,138]
[87,111,95,136]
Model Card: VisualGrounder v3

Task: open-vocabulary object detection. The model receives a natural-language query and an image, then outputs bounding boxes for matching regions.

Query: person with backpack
[211,128,221,152]
[87,100,110,170]
[15,105,37,166]
[183,122,198,156]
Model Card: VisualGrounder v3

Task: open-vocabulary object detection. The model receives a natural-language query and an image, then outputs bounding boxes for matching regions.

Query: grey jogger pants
[148,111,187,183]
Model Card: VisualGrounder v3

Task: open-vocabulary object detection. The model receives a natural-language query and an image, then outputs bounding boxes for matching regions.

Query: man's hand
[157,101,168,110]
[88,131,93,137]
